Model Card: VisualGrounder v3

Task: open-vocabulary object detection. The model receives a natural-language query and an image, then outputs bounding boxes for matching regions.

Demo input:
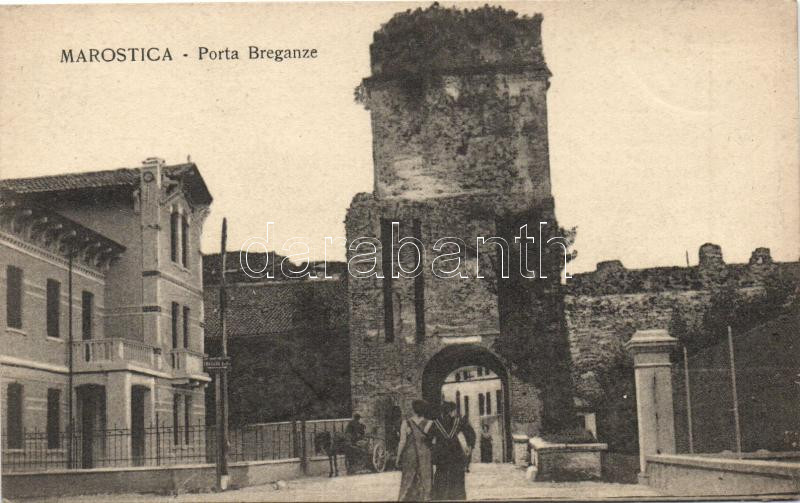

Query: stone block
[529,437,607,481]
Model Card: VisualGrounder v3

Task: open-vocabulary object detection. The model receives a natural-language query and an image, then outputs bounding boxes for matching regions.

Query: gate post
[625,329,678,482]
[300,420,308,474]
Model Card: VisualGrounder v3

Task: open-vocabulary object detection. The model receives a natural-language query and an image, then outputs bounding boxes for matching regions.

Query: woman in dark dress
[396,400,434,501]
[430,402,474,501]
[480,422,493,463]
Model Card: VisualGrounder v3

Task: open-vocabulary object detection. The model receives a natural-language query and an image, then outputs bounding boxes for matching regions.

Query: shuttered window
[6,265,22,329]
[82,291,94,340]
[181,215,189,267]
[6,383,23,449]
[47,389,61,449]
[46,279,60,338]
[170,211,179,262]
[183,306,190,349]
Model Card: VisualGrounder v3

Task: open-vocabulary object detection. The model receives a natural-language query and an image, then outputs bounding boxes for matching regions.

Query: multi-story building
[0,157,212,468]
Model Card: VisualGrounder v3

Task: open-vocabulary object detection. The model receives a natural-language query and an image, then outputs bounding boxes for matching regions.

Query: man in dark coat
[431,401,475,500]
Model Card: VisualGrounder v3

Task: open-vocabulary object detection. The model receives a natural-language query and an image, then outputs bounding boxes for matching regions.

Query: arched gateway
[421,345,513,462]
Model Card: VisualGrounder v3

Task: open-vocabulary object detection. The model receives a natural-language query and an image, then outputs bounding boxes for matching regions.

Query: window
[173,394,181,444]
[46,279,60,338]
[478,367,483,377]
[455,373,461,383]
[486,392,492,415]
[184,395,192,444]
[463,396,469,419]
[380,219,394,342]
[81,291,93,340]
[182,306,190,349]
[6,265,22,329]
[170,211,179,262]
[181,215,189,267]
[478,393,485,416]
[171,302,180,350]
[47,389,60,449]
[496,390,502,415]
[455,391,461,415]
[6,383,23,449]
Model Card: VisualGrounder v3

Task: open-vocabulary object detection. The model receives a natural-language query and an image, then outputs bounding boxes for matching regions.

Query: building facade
[0,157,212,469]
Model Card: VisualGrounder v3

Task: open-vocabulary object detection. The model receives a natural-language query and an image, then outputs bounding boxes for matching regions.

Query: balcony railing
[72,339,160,371]
[169,348,204,376]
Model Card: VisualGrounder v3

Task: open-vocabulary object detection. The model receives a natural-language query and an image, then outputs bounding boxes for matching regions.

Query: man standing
[431,402,475,500]
[345,413,366,446]
[345,413,367,468]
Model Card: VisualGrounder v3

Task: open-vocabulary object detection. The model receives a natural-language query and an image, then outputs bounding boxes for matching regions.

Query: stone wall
[563,244,800,455]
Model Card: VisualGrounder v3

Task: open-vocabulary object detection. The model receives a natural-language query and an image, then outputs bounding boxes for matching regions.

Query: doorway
[131,386,148,466]
[421,344,512,462]
[77,384,106,468]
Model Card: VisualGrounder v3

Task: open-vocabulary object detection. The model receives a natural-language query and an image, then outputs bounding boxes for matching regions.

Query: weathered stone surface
[348,5,563,450]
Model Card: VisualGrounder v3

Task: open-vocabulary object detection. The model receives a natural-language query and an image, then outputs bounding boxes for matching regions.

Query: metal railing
[1,418,353,473]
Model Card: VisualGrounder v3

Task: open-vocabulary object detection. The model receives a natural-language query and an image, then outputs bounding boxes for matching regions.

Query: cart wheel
[370,441,387,472]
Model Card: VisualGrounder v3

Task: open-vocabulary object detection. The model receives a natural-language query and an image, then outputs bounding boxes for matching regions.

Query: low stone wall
[529,437,607,481]
[2,455,342,500]
[646,454,800,497]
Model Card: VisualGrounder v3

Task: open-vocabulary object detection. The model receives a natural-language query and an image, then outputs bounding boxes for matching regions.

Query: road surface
[26,463,662,502]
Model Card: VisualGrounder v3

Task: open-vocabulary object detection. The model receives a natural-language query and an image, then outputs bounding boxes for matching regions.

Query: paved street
[27,463,662,502]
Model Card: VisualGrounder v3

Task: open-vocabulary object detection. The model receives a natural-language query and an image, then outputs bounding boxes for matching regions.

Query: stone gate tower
[346,5,575,453]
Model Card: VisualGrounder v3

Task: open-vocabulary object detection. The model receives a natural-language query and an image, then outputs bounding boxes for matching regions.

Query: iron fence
[2,417,353,473]
[671,332,800,456]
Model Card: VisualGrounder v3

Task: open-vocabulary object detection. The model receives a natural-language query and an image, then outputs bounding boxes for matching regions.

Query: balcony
[169,348,204,377]
[72,339,161,373]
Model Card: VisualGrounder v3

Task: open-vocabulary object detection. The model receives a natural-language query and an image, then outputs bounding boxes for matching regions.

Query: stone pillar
[512,434,530,467]
[624,329,678,481]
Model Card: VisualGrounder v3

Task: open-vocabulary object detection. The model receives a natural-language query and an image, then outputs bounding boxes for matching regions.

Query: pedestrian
[480,422,493,463]
[431,401,474,501]
[397,399,434,501]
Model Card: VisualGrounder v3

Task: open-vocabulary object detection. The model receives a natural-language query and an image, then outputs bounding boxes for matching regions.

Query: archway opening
[421,344,512,462]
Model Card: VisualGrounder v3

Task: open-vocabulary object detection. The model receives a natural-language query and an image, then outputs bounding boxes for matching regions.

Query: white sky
[0,0,797,273]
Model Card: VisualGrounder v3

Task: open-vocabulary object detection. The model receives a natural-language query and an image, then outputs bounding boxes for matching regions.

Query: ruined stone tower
[346,5,575,456]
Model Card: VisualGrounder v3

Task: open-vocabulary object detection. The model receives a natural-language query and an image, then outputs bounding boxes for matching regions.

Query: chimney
[140,157,165,271]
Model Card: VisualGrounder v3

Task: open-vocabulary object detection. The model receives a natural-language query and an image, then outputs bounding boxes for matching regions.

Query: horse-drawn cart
[315,432,389,476]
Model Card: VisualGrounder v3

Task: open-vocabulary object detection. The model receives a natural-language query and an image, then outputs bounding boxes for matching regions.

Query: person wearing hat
[345,413,366,445]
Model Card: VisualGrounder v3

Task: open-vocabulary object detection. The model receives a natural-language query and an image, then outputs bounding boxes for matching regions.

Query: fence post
[300,420,308,474]
[156,421,161,466]
[292,420,298,458]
